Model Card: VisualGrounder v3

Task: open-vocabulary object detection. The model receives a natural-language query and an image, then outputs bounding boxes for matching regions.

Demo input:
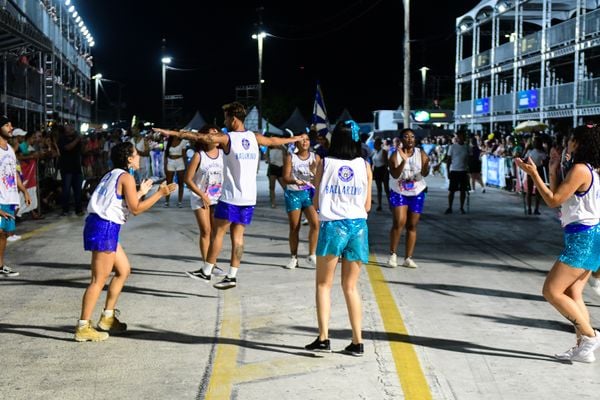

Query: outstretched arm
[256,133,308,147]
[153,128,230,147]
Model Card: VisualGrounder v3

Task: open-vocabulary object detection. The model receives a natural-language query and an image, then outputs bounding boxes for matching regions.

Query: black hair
[222,102,247,122]
[571,125,600,168]
[327,121,361,160]
[110,141,135,170]
[195,123,221,151]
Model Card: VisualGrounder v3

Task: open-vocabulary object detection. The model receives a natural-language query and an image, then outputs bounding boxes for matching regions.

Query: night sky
[75,0,475,126]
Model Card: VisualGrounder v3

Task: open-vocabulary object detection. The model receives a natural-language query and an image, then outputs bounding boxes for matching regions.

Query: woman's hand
[201,194,211,209]
[159,182,178,196]
[515,157,537,176]
[139,179,153,196]
[397,147,409,162]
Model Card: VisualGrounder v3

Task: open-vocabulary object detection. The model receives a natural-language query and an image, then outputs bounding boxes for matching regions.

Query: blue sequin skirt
[316,218,369,263]
[83,213,121,252]
[558,223,600,272]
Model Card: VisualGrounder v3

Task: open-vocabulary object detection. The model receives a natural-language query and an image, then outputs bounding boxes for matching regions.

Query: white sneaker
[588,276,600,297]
[301,218,309,226]
[554,344,595,361]
[307,255,317,266]
[387,253,397,268]
[7,235,21,242]
[285,257,298,269]
[570,331,600,363]
[402,257,418,269]
[0,265,19,277]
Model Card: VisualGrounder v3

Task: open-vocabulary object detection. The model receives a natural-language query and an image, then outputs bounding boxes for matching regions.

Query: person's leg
[229,223,246,268]
[459,190,466,210]
[389,206,407,254]
[526,176,533,213]
[447,191,455,210]
[165,170,174,204]
[80,250,116,321]
[194,207,212,261]
[341,258,362,344]
[176,170,185,203]
[73,173,83,213]
[103,243,131,311]
[206,218,230,265]
[315,255,338,340]
[61,172,72,213]
[565,278,591,338]
[383,177,390,205]
[542,261,595,337]
[375,177,383,209]
[304,206,319,256]
[268,174,277,207]
[405,211,422,258]
[0,233,6,266]
[287,209,302,256]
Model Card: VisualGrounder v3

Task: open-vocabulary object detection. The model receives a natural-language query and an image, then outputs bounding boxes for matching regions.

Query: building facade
[455,0,600,134]
[0,0,93,130]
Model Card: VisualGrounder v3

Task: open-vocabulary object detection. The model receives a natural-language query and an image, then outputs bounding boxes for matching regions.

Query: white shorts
[166,158,185,172]
[190,194,218,210]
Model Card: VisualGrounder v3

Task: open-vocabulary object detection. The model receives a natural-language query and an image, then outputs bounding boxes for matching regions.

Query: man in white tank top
[154,102,308,290]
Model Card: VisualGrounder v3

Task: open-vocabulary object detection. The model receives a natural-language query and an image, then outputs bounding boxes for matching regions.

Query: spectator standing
[371,137,390,211]
[58,124,84,216]
[445,132,470,214]
[524,136,548,215]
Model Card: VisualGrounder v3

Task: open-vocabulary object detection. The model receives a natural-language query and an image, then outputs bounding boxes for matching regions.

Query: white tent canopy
[244,106,284,135]
[183,111,207,131]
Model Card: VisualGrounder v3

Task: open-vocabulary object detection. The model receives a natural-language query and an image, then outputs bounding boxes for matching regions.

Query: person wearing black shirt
[58,124,84,216]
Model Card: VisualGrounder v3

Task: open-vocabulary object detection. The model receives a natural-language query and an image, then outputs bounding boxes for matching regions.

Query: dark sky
[76,0,475,126]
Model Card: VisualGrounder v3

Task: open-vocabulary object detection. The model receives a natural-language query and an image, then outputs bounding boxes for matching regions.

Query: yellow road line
[205,290,240,400]
[366,255,433,400]
[10,221,61,242]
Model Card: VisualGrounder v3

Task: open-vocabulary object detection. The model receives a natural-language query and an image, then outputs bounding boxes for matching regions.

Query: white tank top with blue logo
[318,157,368,222]
[192,149,224,205]
[560,165,600,227]
[390,148,427,196]
[287,152,316,191]
[221,130,259,206]
[87,168,128,224]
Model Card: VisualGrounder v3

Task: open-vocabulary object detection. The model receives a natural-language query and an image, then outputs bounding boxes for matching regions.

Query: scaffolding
[455,0,600,133]
[0,0,93,131]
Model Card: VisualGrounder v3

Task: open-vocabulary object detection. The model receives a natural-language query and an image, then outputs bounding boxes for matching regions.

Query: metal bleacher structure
[455,0,600,133]
[0,0,93,130]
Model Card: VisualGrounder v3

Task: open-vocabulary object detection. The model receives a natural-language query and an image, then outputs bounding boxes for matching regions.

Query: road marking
[366,254,433,400]
[9,221,62,242]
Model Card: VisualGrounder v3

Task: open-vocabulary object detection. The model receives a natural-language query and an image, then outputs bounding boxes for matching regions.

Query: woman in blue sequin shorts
[516,125,600,363]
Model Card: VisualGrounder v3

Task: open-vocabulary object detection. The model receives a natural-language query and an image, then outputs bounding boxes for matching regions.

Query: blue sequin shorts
[558,223,600,272]
[0,204,16,233]
[316,218,369,263]
[284,189,313,213]
[83,213,121,252]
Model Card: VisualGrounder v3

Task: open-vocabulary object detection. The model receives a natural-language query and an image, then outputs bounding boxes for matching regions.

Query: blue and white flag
[312,83,329,137]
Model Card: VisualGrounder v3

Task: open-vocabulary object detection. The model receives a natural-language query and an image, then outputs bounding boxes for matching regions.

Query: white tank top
[87,169,128,224]
[318,157,368,222]
[560,165,600,227]
[390,148,427,196]
[372,148,387,168]
[191,149,224,205]
[0,145,20,205]
[221,131,259,206]
[287,152,316,191]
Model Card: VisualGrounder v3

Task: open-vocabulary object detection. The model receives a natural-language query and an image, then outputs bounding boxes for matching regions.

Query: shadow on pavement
[464,313,573,333]
[387,281,545,301]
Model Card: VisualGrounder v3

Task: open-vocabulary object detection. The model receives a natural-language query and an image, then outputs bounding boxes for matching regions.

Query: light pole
[161,56,171,126]
[92,73,102,124]
[252,31,266,131]
[402,0,411,129]
[419,66,430,107]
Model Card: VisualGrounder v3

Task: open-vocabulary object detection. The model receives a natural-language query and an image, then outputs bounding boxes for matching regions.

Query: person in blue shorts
[155,102,307,290]
[0,115,31,278]
[517,125,600,362]
[387,129,430,269]
[305,120,372,357]
[282,134,320,269]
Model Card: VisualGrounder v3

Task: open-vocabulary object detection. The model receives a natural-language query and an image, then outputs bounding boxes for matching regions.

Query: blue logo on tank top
[338,166,354,182]
[242,138,251,150]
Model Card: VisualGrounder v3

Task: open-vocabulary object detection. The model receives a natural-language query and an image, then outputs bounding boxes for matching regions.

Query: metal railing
[547,18,576,48]
[580,77,600,106]
[456,100,471,116]
[584,8,600,37]
[492,93,513,113]
[543,82,574,109]
[494,41,514,64]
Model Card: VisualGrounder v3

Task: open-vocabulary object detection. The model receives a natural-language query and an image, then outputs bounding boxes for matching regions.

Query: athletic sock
[202,262,214,276]
[228,266,239,278]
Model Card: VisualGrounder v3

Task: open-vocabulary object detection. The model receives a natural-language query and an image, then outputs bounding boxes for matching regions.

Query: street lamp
[402,0,411,129]
[161,56,172,126]
[419,66,430,107]
[92,73,102,124]
[252,31,266,131]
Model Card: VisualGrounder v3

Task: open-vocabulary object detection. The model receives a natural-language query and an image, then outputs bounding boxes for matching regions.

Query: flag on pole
[312,83,329,137]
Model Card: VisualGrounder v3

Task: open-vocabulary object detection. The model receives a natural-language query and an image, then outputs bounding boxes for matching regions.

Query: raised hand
[515,157,537,176]
[139,179,153,196]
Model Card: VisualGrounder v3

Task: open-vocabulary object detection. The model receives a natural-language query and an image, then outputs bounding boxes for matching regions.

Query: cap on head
[0,115,10,128]
[12,128,27,137]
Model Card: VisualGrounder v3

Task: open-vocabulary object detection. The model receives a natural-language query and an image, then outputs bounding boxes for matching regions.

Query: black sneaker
[460,208,466,214]
[444,208,452,214]
[185,269,211,282]
[213,276,237,290]
[344,342,364,357]
[305,337,332,353]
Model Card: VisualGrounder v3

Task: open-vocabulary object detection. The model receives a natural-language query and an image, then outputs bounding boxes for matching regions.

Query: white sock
[102,309,114,317]
[202,262,214,276]
[78,320,89,327]
[228,266,239,278]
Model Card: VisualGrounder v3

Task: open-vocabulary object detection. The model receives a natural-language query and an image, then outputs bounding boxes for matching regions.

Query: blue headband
[345,120,360,142]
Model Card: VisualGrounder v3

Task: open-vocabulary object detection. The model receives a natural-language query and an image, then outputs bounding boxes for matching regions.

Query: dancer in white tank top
[282,135,320,269]
[76,142,177,342]
[516,125,600,362]
[164,136,188,208]
[154,102,308,290]
[305,120,372,357]
[183,124,226,279]
[387,129,430,269]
